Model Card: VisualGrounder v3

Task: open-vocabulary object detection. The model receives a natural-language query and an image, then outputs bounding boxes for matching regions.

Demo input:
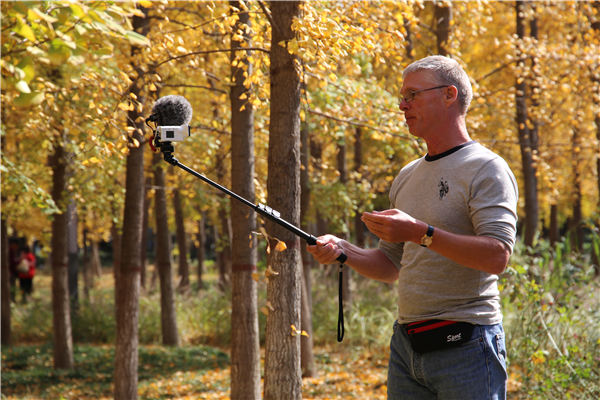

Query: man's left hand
[361,209,424,243]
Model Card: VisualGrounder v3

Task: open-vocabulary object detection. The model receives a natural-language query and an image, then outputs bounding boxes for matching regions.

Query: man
[307,56,518,400]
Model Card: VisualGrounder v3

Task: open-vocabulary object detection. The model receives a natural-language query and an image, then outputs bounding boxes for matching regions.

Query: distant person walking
[17,244,36,303]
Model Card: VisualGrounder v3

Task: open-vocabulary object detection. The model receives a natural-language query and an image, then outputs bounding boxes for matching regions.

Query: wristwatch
[420,225,434,247]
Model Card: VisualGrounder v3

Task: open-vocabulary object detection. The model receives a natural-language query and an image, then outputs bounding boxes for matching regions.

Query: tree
[264,2,303,399]
[300,124,316,377]
[153,151,180,347]
[229,2,261,397]
[113,6,150,399]
[515,0,539,247]
[1,216,11,346]
[173,187,190,291]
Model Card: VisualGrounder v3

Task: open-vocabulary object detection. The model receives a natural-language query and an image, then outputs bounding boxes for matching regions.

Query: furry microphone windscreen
[151,95,193,126]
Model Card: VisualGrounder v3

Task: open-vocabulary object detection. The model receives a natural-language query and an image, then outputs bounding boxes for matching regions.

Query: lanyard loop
[337,263,345,342]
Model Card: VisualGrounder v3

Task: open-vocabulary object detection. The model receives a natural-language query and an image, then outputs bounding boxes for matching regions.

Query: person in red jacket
[18,244,36,303]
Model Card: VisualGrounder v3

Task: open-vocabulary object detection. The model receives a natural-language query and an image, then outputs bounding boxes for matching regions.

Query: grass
[2,237,599,399]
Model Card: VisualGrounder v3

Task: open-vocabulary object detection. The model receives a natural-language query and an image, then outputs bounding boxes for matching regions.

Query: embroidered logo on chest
[438,178,449,200]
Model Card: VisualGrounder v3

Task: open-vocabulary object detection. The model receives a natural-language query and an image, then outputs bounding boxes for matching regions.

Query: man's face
[399,70,448,139]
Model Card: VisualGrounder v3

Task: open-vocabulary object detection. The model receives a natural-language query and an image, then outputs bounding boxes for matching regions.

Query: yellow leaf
[301,330,309,337]
[138,0,154,7]
[260,307,269,316]
[89,101,96,109]
[274,241,287,252]
[118,103,129,111]
[266,301,274,311]
[291,324,302,336]
[252,272,259,282]
[72,93,80,101]
[265,265,279,278]
[129,92,137,100]
[149,83,157,91]
[131,138,140,148]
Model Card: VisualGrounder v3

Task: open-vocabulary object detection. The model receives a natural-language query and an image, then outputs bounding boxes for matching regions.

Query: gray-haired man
[308,55,517,399]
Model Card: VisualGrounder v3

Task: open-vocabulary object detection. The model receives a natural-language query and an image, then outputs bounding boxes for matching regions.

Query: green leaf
[15,19,37,42]
[12,2,30,15]
[125,30,150,47]
[13,92,45,107]
[17,56,35,83]
[28,7,58,24]
[47,44,71,65]
[69,3,86,18]
[104,17,127,35]
[15,80,31,93]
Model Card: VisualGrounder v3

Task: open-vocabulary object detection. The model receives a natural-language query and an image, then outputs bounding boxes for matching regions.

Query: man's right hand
[306,234,345,265]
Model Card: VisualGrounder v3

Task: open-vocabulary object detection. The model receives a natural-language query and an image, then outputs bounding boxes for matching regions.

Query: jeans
[387,320,507,400]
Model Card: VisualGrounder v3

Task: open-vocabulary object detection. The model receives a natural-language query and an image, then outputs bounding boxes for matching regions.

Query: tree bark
[140,176,151,289]
[264,2,303,399]
[67,201,79,312]
[1,215,11,346]
[434,2,452,56]
[516,1,539,248]
[354,128,365,249]
[173,188,190,291]
[229,3,261,396]
[592,2,600,206]
[337,142,353,308]
[153,152,180,346]
[51,139,74,370]
[549,203,559,247]
[300,124,316,377]
[111,219,122,287]
[82,226,90,301]
[196,211,206,291]
[113,8,149,399]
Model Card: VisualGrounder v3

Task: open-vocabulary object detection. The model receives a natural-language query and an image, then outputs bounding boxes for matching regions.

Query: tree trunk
[264,2,303,399]
[434,2,452,56]
[300,124,316,377]
[82,227,90,301]
[403,17,414,60]
[51,139,74,370]
[229,4,261,396]
[592,2,600,206]
[337,142,353,308]
[309,138,328,236]
[153,152,180,346]
[141,176,151,289]
[1,215,11,346]
[173,189,190,291]
[111,220,122,286]
[91,241,102,279]
[354,128,365,248]
[113,9,149,399]
[516,1,539,248]
[67,201,79,312]
[197,211,206,292]
[549,203,559,247]
[570,129,584,252]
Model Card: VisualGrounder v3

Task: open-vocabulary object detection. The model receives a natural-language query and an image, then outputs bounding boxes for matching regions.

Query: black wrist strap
[337,263,345,342]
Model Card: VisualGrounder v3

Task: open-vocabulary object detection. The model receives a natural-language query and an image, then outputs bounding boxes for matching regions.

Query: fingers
[306,240,342,265]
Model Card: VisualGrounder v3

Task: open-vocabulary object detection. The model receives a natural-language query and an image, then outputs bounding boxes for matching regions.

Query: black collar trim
[425,140,476,162]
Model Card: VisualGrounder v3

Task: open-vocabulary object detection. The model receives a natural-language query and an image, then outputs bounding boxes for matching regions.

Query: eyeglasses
[399,85,449,104]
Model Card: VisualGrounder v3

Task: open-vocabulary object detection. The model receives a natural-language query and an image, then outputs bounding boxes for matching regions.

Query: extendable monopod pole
[156,142,348,341]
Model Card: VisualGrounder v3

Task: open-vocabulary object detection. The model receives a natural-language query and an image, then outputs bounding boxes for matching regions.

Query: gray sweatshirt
[379,141,518,326]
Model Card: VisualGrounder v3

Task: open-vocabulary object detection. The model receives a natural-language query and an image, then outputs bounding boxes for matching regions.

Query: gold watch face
[421,235,433,247]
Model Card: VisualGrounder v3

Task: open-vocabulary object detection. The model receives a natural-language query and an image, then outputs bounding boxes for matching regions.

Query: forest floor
[2,342,391,399]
